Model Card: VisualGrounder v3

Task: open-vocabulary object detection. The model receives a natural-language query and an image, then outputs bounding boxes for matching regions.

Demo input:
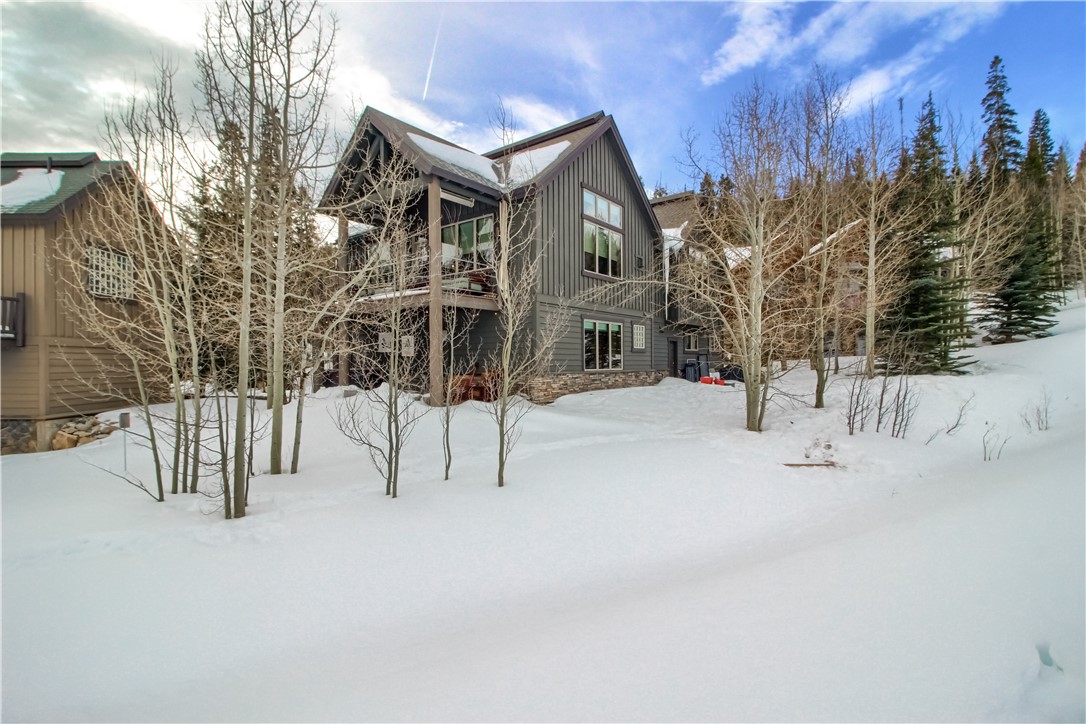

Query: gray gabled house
[321,107,686,403]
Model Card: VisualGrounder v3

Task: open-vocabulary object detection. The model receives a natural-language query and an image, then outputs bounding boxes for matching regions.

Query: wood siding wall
[1,202,143,421]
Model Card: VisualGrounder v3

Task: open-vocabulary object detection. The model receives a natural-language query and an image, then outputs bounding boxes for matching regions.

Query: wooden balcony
[359,260,499,312]
[0,294,26,347]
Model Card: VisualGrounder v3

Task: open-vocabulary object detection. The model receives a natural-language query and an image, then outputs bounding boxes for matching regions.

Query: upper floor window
[582,188,622,278]
[441,215,494,267]
[86,246,133,300]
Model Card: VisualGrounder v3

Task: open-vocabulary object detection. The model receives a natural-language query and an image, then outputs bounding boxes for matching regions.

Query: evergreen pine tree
[881,94,970,374]
[980,55,1023,185]
[979,109,1059,340]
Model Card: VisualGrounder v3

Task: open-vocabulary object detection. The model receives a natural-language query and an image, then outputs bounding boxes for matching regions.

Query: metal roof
[1,152,127,218]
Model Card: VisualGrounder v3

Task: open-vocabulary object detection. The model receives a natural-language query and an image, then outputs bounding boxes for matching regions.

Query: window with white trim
[632,324,646,350]
[684,333,699,352]
[582,188,622,278]
[583,320,622,370]
[86,246,133,299]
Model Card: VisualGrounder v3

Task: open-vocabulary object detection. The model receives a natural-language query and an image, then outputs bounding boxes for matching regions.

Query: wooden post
[337,214,349,386]
[427,176,444,406]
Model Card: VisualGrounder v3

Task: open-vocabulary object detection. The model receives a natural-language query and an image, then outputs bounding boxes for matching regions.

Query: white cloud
[702,1,1006,113]
[840,2,1005,116]
[564,33,603,74]
[701,3,795,86]
[505,97,576,137]
[87,0,206,47]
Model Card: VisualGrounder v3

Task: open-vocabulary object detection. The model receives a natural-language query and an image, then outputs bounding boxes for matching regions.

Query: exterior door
[668,340,679,377]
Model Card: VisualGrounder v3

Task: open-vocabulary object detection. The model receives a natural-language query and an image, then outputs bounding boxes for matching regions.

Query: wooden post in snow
[427,176,445,406]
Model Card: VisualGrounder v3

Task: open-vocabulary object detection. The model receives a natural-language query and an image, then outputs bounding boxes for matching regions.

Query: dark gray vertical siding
[539,301,656,374]
[537,132,656,309]
[534,129,665,374]
[651,318,671,371]
[448,309,501,370]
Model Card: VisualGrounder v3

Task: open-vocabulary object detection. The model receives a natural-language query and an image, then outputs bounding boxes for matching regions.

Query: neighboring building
[650,190,720,377]
[652,188,868,364]
[1,152,145,452]
[321,107,692,402]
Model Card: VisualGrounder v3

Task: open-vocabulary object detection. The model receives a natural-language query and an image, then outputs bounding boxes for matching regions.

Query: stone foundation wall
[526,370,669,404]
[1,419,37,454]
[1,415,118,455]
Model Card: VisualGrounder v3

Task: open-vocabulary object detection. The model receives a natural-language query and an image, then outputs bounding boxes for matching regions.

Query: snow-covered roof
[0,152,127,218]
[499,141,570,187]
[313,214,375,247]
[407,132,570,192]
[408,133,500,186]
[0,168,65,213]
[806,219,862,256]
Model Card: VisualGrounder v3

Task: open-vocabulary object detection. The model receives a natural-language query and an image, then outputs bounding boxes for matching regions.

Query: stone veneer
[1,416,119,455]
[1,419,37,454]
[526,370,669,404]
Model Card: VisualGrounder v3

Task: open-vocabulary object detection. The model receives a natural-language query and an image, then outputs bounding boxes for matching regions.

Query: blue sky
[2,1,1084,193]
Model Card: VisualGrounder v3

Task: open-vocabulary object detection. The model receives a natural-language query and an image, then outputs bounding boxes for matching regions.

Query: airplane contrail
[422,9,445,102]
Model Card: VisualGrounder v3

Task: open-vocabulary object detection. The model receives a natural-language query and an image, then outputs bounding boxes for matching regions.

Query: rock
[52,431,78,450]
[76,436,98,447]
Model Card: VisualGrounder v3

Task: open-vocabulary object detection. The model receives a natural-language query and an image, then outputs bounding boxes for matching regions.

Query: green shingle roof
[0,152,127,217]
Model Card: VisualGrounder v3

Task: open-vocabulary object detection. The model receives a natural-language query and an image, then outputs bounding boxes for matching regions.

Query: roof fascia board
[321,108,501,208]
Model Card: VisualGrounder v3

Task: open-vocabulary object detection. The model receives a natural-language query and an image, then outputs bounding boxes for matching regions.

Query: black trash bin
[719,364,744,382]
[683,361,698,382]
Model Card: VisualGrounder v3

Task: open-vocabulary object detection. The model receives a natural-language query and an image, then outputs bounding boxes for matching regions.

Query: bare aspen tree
[195,0,334,515]
[676,82,803,432]
[56,61,212,501]
[1073,147,1086,291]
[851,101,916,378]
[256,1,335,476]
[944,111,1026,345]
[483,103,569,486]
[791,67,851,408]
[196,0,266,518]
[333,227,429,498]
[440,307,478,481]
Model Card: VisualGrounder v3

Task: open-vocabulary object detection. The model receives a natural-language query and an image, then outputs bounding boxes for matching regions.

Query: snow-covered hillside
[3,303,1084,722]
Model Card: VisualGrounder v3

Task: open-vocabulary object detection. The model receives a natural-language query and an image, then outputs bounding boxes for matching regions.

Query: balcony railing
[0,293,26,347]
[359,257,497,301]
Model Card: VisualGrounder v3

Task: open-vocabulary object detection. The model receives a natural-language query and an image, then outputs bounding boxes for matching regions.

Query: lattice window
[86,246,133,299]
[632,324,646,350]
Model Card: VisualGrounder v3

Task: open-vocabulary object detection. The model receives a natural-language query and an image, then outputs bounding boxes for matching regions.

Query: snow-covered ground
[3,303,1084,722]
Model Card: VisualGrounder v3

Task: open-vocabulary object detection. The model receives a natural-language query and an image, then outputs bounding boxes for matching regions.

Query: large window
[583,320,622,371]
[86,246,133,300]
[441,215,493,267]
[582,188,622,278]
